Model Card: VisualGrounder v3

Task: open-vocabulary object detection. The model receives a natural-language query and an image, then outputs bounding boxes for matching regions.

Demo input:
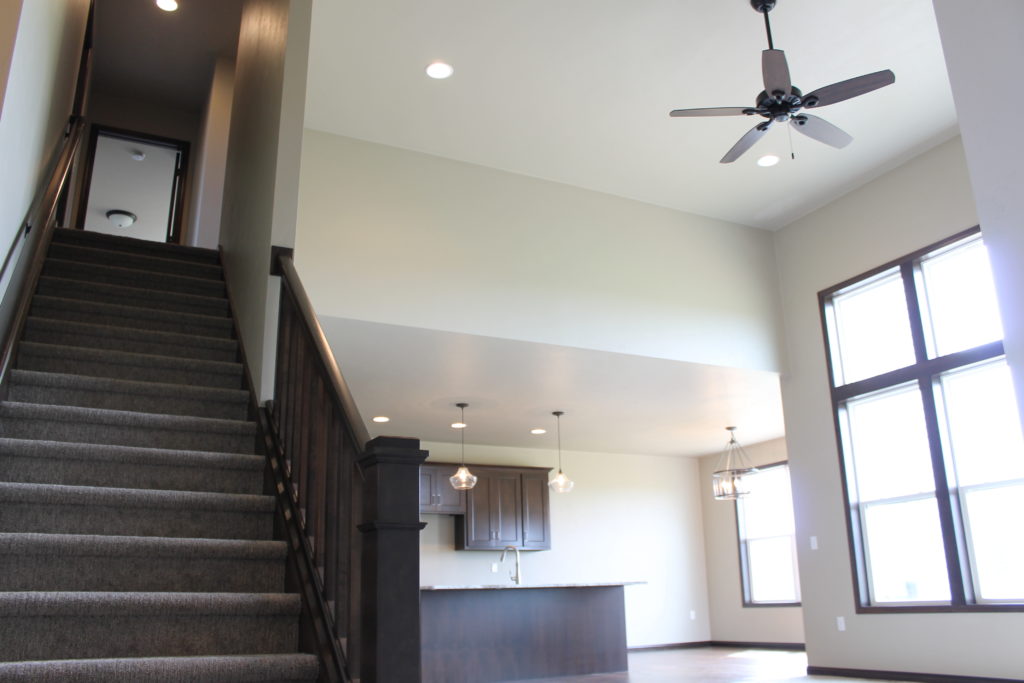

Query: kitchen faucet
[499,546,522,585]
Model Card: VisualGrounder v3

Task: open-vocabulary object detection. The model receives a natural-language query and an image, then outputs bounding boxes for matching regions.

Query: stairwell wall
[219,0,311,401]
[0,0,89,358]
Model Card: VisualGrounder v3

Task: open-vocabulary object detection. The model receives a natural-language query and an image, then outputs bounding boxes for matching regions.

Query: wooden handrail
[0,115,87,395]
[274,250,371,450]
[265,248,427,682]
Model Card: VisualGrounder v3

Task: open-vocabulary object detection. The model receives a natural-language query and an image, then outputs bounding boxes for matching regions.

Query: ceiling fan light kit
[670,0,895,163]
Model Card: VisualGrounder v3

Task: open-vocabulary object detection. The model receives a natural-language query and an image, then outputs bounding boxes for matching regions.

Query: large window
[736,463,801,605]
[820,228,1024,611]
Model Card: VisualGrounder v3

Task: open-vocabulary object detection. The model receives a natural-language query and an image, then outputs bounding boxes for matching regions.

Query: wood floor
[506,646,900,682]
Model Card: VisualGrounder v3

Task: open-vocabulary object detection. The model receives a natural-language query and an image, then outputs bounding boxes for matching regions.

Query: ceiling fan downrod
[750,0,778,50]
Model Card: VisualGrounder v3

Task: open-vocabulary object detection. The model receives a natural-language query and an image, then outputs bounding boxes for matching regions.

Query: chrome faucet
[499,546,522,585]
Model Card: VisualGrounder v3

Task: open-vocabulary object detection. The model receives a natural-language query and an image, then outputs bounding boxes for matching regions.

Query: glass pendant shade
[712,426,757,500]
[548,411,574,493]
[449,403,478,490]
[450,465,478,491]
[549,469,574,493]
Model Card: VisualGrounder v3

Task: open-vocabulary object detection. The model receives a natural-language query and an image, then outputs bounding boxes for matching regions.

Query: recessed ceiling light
[757,154,780,167]
[451,421,467,429]
[156,0,179,11]
[530,428,547,435]
[372,416,390,423]
[425,61,454,79]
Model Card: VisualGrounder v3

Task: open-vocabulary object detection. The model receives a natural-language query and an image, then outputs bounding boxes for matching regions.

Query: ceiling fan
[670,0,895,164]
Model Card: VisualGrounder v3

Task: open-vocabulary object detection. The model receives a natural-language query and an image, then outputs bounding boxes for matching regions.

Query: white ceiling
[320,317,784,458]
[305,0,958,229]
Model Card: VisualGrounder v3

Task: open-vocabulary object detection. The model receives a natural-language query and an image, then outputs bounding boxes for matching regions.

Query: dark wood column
[357,436,428,683]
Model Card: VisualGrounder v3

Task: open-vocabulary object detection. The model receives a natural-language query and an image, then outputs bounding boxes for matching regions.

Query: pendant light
[548,411,574,493]
[449,403,478,490]
[712,426,758,500]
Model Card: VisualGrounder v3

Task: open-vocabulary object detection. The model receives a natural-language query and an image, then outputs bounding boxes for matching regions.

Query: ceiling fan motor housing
[750,0,777,13]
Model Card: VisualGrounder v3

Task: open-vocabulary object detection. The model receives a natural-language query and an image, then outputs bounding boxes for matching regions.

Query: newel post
[357,436,428,683]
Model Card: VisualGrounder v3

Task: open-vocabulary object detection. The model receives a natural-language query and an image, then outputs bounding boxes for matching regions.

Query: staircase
[0,229,318,681]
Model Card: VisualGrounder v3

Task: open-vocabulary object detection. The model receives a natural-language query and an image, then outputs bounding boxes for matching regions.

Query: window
[736,463,801,605]
[820,228,1024,611]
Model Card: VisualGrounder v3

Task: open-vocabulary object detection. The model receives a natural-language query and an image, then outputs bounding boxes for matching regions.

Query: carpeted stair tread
[30,294,235,338]
[8,370,249,420]
[0,482,273,513]
[0,534,286,593]
[47,242,224,281]
[16,341,243,389]
[0,402,256,453]
[51,227,222,264]
[0,437,262,493]
[23,316,238,363]
[42,257,225,298]
[0,482,273,539]
[0,533,286,560]
[0,592,301,662]
[0,653,319,682]
[36,274,231,318]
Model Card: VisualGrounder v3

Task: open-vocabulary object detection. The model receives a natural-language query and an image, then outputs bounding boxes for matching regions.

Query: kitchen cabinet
[419,463,466,514]
[452,465,552,551]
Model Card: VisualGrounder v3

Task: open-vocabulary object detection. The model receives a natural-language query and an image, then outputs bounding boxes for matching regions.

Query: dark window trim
[734,460,802,608]
[818,225,1024,614]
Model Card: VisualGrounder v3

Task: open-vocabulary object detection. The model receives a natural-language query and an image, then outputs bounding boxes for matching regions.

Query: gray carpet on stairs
[0,231,317,681]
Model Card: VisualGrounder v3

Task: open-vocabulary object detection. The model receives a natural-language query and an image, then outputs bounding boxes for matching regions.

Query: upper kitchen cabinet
[452,465,552,551]
[420,463,466,515]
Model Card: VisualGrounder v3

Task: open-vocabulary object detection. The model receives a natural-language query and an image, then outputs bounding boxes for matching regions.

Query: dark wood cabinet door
[521,470,551,550]
[463,474,495,548]
[490,470,522,547]
[419,464,466,514]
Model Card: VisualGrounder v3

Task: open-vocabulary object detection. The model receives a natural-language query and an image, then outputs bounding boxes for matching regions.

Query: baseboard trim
[629,641,805,652]
[807,666,1024,683]
[629,641,712,651]
[711,640,805,651]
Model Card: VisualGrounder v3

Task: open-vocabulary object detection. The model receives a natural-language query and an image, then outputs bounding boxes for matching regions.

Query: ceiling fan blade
[670,107,751,118]
[790,115,853,148]
[762,49,791,95]
[720,123,770,164]
[803,69,895,108]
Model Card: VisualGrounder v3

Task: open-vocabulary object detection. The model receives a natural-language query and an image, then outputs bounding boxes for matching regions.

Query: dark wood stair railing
[0,114,87,397]
[263,246,428,683]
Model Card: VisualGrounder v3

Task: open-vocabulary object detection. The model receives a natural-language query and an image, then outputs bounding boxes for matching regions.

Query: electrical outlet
[689,610,697,620]
[810,536,819,550]
[836,616,846,632]
[490,563,499,573]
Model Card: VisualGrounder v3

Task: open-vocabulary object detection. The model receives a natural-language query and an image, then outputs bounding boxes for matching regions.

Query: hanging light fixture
[449,403,478,490]
[548,411,574,493]
[712,426,758,500]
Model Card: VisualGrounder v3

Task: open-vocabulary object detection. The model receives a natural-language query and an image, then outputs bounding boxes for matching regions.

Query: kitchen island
[420,582,638,683]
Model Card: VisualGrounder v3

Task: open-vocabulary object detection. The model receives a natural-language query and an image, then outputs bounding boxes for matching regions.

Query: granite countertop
[421,581,645,591]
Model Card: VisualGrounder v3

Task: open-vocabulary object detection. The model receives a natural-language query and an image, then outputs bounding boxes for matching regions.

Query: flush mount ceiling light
[105,210,137,228]
[449,403,478,490]
[548,411,574,494]
[757,154,780,167]
[372,416,390,423]
[425,61,454,79]
[156,0,179,11]
[712,426,758,500]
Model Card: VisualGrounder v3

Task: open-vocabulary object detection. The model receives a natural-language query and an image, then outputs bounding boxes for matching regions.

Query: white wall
[699,437,805,645]
[188,58,235,249]
[774,136,1024,680]
[0,0,88,341]
[295,132,784,374]
[933,0,1024,426]
[220,0,311,400]
[420,441,710,648]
